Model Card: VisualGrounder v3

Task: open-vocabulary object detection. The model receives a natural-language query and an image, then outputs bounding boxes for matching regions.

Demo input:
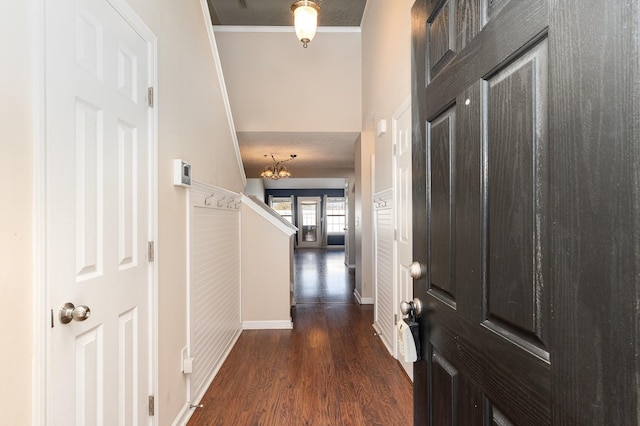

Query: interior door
[393,100,413,379]
[45,0,154,423]
[411,0,640,424]
[297,197,322,248]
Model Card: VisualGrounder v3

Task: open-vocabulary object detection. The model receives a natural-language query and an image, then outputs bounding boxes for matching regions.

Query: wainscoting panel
[373,189,395,354]
[189,182,242,404]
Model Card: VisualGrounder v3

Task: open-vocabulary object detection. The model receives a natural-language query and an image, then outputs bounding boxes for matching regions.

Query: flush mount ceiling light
[260,154,297,179]
[290,0,320,48]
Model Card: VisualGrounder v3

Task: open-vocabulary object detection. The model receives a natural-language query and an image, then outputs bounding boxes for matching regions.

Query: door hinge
[393,144,397,156]
[394,229,398,240]
[148,395,155,416]
[148,241,155,262]
[147,87,154,108]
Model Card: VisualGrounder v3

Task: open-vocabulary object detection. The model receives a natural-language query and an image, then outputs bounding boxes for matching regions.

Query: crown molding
[213,25,360,33]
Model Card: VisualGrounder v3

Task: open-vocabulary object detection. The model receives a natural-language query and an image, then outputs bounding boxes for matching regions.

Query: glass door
[297,197,322,248]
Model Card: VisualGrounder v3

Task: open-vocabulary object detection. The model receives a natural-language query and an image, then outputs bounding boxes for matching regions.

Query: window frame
[269,196,294,224]
[325,197,346,235]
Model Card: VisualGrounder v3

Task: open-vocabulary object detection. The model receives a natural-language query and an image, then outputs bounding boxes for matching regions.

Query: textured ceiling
[207,0,367,27]
[238,131,359,170]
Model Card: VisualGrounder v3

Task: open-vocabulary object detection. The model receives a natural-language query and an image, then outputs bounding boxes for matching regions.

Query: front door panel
[412,0,551,423]
[412,0,640,424]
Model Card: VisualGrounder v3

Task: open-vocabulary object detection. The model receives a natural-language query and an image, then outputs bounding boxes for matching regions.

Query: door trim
[391,95,412,377]
[35,0,159,423]
[33,1,47,423]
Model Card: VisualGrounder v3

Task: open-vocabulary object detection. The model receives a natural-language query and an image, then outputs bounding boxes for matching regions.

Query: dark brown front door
[411,0,640,424]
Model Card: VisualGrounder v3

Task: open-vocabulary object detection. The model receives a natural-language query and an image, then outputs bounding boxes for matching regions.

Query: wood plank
[427,296,551,425]
[455,0,482,52]
[188,250,413,426]
[549,0,640,423]
[428,0,455,78]
[425,0,547,120]
[486,40,548,346]
[454,82,483,323]
[429,110,455,299]
[411,2,430,424]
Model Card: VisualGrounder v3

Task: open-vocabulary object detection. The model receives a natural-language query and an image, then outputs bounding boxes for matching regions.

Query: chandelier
[290,0,320,48]
[260,154,297,179]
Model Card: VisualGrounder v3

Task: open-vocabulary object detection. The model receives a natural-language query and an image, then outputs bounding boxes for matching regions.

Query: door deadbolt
[409,261,426,279]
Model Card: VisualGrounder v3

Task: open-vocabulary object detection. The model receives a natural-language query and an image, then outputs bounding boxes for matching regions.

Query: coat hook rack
[199,186,241,210]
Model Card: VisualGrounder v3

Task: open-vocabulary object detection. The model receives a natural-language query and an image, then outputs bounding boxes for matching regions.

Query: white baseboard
[242,319,293,330]
[372,322,383,335]
[171,327,242,426]
[172,402,193,426]
[372,323,394,356]
[353,289,374,305]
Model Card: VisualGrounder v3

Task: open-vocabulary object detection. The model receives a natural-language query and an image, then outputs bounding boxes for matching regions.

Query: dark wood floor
[188,248,413,426]
[293,248,355,304]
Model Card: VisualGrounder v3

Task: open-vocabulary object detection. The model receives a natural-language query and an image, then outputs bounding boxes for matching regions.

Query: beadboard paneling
[373,190,394,354]
[189,183,242,403]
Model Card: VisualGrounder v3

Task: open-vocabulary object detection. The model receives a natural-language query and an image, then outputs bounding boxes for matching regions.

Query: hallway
[293,249,355,304]
[188,248,413,425]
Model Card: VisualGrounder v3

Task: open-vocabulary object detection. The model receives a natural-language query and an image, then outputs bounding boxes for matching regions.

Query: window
[270,197,293,223]
[326,197,346,234]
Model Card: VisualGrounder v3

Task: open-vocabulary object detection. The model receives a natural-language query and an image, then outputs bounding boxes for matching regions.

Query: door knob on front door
[409,261,426,279]
[59,302,91,324]
[400,298,424,318]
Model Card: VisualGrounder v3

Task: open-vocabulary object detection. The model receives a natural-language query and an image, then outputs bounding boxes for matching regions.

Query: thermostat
[173,159,191,187]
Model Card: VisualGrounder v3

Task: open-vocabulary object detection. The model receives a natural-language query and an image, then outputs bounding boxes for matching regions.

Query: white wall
[241,205,292,325]
[0,1,34,424]
[354,135,375,301]
[244,178,266,198]
[1,0,245,424]
[362,0,413,193]
[214,29,362,133]
[355,0,413,303]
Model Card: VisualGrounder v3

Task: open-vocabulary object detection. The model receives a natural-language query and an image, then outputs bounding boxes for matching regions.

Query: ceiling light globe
[278,168,289,178]
[292,1,319,48]
[261,154,296,179]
